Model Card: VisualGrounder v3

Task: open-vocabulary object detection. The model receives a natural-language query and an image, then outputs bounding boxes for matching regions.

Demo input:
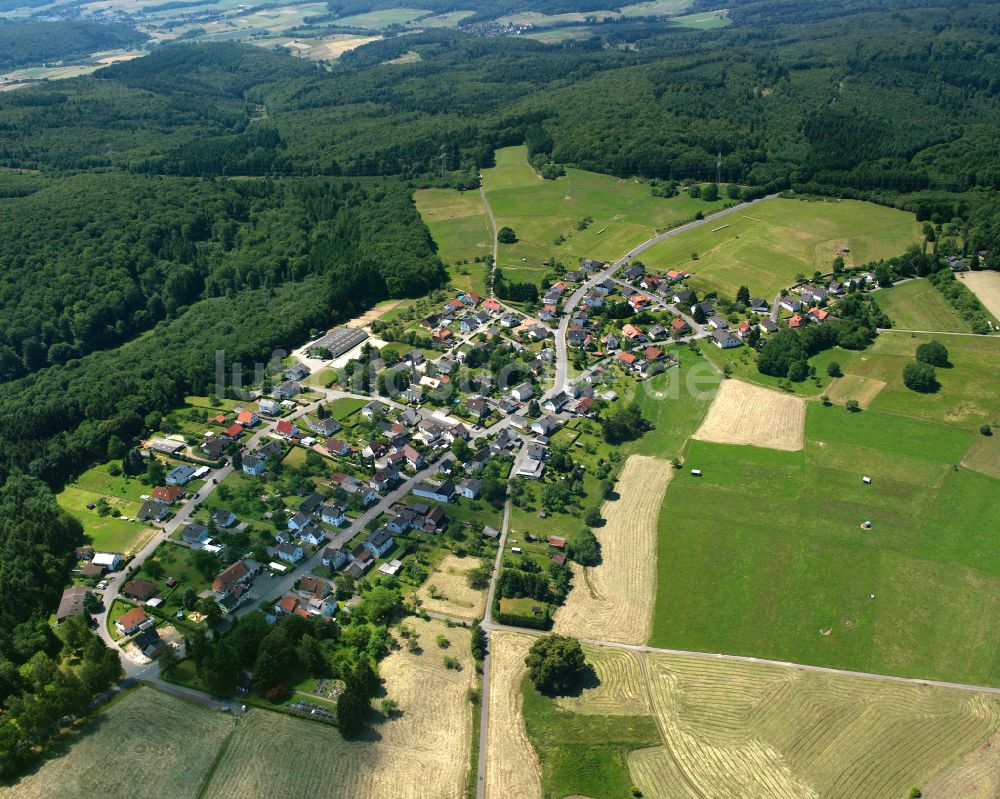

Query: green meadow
[874,278,973,333]
[57,461,158,552]
[480,145,728,285]
[641,196,922,299]
[413,187,493,295]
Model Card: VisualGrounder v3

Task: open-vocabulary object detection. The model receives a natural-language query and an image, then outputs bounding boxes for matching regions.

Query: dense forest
[0,0,998,726]
[0,21,146,70]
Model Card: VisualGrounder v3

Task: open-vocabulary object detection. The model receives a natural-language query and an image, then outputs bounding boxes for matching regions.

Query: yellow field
[556,645,649,717]
[204,617,475,799]
[484,632,541,799]
[692,378,806,450]
[924,725,1000,798]
[553,455,672,644]
[960,270,1000,321]
[414,554,488,620]
[824,372,888,408]
[629,655,1000,799]
[7,686,235,799]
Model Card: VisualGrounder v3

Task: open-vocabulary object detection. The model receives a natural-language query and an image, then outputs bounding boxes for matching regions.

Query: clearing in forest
[692,378,806,451]
[553,455,672,644]
[485,632,542,799]
[203,617,475,799]
[414,554,488,621]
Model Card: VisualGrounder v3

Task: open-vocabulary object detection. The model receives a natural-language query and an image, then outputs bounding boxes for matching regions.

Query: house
[580,258,605,272]
[758,319,778,335]
[670,318,691,336]
[297,525,326,548]
[275,420,297,438]
[423,506,446,533]
[370,468,396,492]
[93,552,121,571]
[81,562,106,578]
[274,594,301,616]
[644,346,665,362]
[277,543,304,563]
[116,607,149,637]
[322,546,348,569]
[274,380,300,399]
[603,332,620,350]
[348,544,375,571]
[365,528,395,558]
[221,423,243,441]
[517,460,545,479]
[648,324,668,340]
[152,485,184,504]
[201,437,226,459]
[182,523,210,547]
[707,316,729,330]
[628,293,651,310]
[137,500,170,522]
[321,503,347,526]
[212,509,237,528]
[548,536,566,549]
[258,398,281,416]
[574,396,595,416]
[466,397,489,419]
[458,478,482,499]
[412,480,455,503]
[242,454,265,476]
[308,417,341,437]
[788,314,807,329]
[213,560,252,595]
[259,440,284,460]
[483,297,503,313]
[749,298,769,313]
[165,464,196,486]
[527,444,547,461]
[780,297,803,313]
[711,330,742,349]
[673,289,695,305]
[807,307,830,324]
[736,320,754,339]
[481,525,500,540]
[621,324,646,343]
[544,393,570,414]
[583,291,604,308]
[531,415,558,436]
[618,351,638,369]
[56,587,88,624]
[328,473,377,505]
[122,579,157,602]
[236,409,259,427]
[828,281,844,295]
[217,584,252,614]
[298,575,330,600]
[361,400,387,419]
[623,263,644,281]
[464,447,491,475]
[288,513,312,532]
[432,327,454,345]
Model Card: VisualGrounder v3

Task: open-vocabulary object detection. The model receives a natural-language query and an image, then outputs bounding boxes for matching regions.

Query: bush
[981,424,993,436]
[497,226,517,244]
[903,361,938,392]
[826,361,842,377]
[845,399,860,412]
[570,528,601,566]
[915,339,949,367]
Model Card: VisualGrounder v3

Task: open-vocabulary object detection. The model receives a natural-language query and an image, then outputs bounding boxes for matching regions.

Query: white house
[277,543,304,563]
[510,383,534,402]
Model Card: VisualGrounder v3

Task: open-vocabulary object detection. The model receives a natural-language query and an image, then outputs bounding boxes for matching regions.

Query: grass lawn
[874,278,973,333]
[413,187,493,295]
[521,674,661,799]
[56,485,154,553]
[481,145,728,285]
[647,398,1000,685]
[139,541,215,600]
[106,599,136,641]
[641,196,922,299]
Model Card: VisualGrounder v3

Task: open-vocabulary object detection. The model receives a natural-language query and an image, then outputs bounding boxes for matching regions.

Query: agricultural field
[204,617,475,799]
[641,197,922,299]
[960,269,1000,320]
[413,187,493,295]
[554,455,672,644]
[874,278,973,332]
[481,146,728,286]
[669,8,731,28]
[692,378,806,450]
[632,655,1000,799]
[649,392,1000,685]
[331,7,428,28]
[414,553,488,620]
[484,632,541,799]
[6,687,235,799]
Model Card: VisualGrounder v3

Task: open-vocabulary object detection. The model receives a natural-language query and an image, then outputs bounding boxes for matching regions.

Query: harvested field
[414,554,488,620]
[825,373,887,408]
[7,686,234,799]
[960,270,1000,321]
[630,654,1000,799]
[924,725,1000,799]
[556,646,649,716]
[485,632,542,799]
[553,455,672,644]
[692,379,805,450]
[203,617,475,799]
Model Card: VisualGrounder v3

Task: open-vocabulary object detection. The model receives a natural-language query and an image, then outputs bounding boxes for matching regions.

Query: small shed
[862,475,872,485]
[691,469,702,477]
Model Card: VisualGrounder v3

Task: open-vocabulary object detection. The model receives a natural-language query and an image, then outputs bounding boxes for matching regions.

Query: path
[878,327,997,337]
[480,183,500,298]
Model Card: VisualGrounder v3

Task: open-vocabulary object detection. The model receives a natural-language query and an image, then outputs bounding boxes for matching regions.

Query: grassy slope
[413,187,492,296]
[874,279,973,333]
[641,196,922,299]
[481,145,727,286]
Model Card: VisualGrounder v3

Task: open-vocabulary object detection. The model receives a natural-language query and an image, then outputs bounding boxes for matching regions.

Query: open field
[962,430,1000,479]
[333,7,428,28]
[649,395,1000,684]
[631,654,1000,799]
[6,686,235,799]
[554,455,672,644]
[555,646,649,717]
[670,8,731,28]
[642,197,922,299]
[414,554,488,620]
[413,187,492,295]
[924,725,1000,799]
[875,278,972,332]
[838,331,1000,429]
[56,485,154,553]
[960,270,1000,320]
[484,632,541,799]
[204,617,474,799]
[692,378,806,451]
[481,146,728,286]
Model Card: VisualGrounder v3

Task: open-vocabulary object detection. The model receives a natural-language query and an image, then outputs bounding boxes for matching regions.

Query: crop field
[413,187,492,294]
[924,725,1000,798]
[960,270,1000,320]
[555,646,649,717]
[332,7,428,28]
[832,330,1000,428]
[484,632,541,799]
[670,8,731,28]
[641,197,922,299]
[630,654,1000,799]
[692,378,806,450]
[7,686,235,799]
[414,554,488,620]
[205,617,474,799]
[874,278,972,332]
[481,146,727,286]
[554,455,672,644]
[648,392,1000,684]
